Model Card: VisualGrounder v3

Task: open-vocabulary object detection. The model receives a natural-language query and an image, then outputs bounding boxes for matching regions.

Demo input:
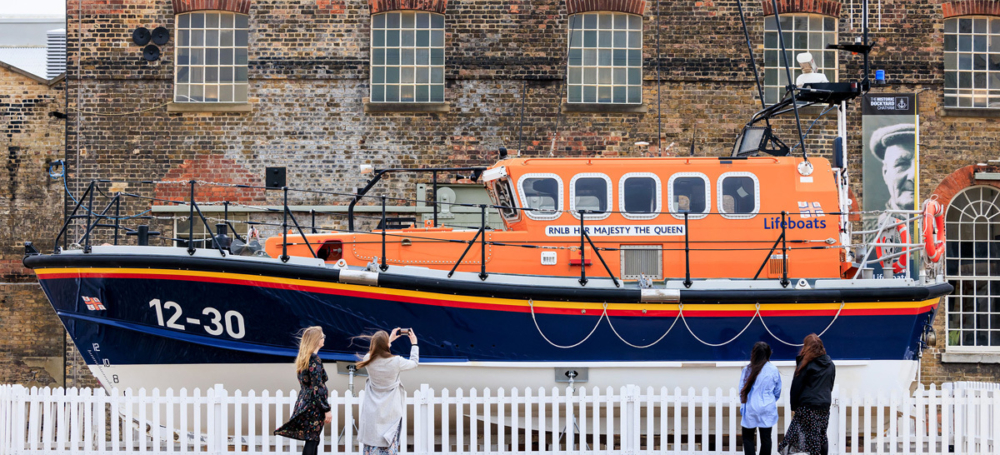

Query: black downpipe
[683,212,692,288]
[432,171,438,228]
[310,209,317,234]
[770,0,809,160]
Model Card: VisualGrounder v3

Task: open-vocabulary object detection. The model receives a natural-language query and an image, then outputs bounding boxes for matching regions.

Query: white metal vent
[620,245,662,280]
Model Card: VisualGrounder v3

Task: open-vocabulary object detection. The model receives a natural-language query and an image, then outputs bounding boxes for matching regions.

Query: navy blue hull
[38,273,936,369]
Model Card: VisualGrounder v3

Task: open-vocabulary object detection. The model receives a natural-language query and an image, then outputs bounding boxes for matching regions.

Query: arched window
[370,11,445,103]
[945,186,1000,350]
[566,12,642,104]
[763,14,837,104]
[943,16,1000,108]
[174,11,250,103]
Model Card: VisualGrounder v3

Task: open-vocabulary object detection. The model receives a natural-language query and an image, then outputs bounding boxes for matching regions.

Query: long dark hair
[355,330,394,370]
[740,341,772,404]
[795,333,827,376]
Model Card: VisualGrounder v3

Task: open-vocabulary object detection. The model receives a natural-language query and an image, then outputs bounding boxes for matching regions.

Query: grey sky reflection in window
[623,177,656,213]
[721,176,756,214]
[522,178,559,212]
[574,177,608,213]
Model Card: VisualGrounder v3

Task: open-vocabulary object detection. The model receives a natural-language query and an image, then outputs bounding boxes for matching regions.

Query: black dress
[275,354,331,441]
[778,354,836,455]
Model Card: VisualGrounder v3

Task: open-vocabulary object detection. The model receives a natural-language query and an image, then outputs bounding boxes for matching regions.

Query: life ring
[923,199,946,263]
[875,216,909,274]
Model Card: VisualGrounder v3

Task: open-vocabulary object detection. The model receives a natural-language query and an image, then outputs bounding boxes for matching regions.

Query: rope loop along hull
[25,247,950,394]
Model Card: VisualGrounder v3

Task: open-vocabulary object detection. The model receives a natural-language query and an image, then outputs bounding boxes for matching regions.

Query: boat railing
[850,209,935,280]
[39,177,941,286]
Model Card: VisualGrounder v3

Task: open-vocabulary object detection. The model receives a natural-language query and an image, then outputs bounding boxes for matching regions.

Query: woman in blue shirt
[739,341,781,455]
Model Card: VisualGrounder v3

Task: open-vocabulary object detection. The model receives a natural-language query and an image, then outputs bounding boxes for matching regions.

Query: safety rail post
[77,195,118,252]
[188,180,197,255]
[223,201,243,242]
[479,204,488,280]
[84,180,95,253]
[380,196,388,271]
[753,232,785,280]
[579,210,588,286]
[684,212,692,288]
[781,211,789,287]
[280,187,290,262]
[582,229,621,287]
[447,217,485,278]
[113,194,121,245]
[285,207,317,258]
[54,180,95,253]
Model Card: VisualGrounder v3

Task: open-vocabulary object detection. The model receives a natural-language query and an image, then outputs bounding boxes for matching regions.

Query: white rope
[605,307,682,349]
[758,301,846,347]
[681,303,760,347]
[529,299,607,349]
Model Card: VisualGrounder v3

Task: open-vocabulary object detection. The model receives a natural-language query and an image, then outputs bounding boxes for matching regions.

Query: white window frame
[762,14,837,105]
[944,185,1000,352]
[517,173,564,221]
[570,173,613,220]
[370,11,446,103]
[174,11,250,103]
[716,172,760,220]
[619,172,661,220]
[943,16,1000,109]
[668,172,711,220]
[566,12,643,104]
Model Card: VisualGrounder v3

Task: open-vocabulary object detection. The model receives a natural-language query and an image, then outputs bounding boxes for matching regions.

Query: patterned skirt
[778,405,830,455]
[363,421,401,455]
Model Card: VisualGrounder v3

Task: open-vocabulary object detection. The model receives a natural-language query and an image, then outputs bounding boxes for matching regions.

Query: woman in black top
[778,334,835,455]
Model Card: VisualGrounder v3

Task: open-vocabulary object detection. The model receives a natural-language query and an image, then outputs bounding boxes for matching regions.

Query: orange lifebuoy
[923,199,946,263]
[876,217,909,274]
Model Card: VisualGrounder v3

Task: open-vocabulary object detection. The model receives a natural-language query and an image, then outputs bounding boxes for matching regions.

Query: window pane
[522,178,559,212]
[623,177,656,213]
[672,177,706,213]
[721,176,756,214]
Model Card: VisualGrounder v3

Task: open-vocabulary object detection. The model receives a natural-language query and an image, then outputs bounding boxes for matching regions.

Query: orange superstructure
[265,155,844,280]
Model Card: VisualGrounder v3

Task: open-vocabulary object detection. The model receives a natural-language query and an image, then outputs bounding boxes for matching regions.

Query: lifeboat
[24,152,950,397]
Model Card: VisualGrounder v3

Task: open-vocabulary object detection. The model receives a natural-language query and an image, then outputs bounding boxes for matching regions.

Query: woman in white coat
[356,328,418,455]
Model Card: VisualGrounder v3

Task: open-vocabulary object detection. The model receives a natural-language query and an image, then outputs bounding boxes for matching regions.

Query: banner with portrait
[861,93,919,279]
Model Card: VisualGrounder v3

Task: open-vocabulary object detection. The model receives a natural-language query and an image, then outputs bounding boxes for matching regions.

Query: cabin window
[620,173,661,220]
[718,172,760,219]
[944,186,1000,351]
[570,173,612,220]
[518,174,563,220]
[943,17,1000,108]
[668,173,710,220]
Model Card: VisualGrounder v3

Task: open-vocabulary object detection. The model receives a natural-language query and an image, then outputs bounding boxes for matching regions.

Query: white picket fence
[1,383,997,454]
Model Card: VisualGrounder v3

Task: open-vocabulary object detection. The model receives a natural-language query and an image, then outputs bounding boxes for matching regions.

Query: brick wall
[47,0,1000,387]
[0,64,70,386]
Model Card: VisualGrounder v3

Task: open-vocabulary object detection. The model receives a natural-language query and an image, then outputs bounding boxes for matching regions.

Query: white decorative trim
[716,172,760,220]
[618,172,662,220]
[667,172,711,220]
[517,173,564,221]
[569,173,613,220]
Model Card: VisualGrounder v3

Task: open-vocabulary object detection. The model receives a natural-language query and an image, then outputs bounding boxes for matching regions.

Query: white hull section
[91,359,917,396]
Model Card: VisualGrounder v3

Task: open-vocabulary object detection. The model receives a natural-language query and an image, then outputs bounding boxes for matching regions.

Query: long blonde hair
[294,326,325,373]
[355,330,393,370]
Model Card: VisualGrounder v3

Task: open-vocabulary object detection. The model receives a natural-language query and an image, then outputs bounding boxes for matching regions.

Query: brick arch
[172,0,252,15]
[154,157,266,205]
[931,164,1000,210]
[942,1,1000,19]
[369,0,448,14]
[566,0,647,15]
[761,0,842,17]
